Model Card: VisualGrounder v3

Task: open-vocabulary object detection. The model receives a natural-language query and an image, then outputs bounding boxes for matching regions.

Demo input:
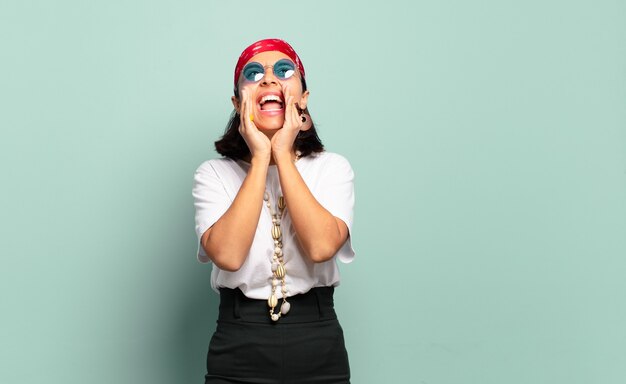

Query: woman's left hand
[271,85,303,163]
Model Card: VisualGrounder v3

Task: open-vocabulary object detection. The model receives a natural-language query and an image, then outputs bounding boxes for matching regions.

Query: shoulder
[304,151,352,169]
[300,152,354,185]
[195,157,240,175]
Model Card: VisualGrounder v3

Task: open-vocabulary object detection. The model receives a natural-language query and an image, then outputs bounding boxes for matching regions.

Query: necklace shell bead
[280,301,291,315]
[271,225,281,240]
[274,264,286,278]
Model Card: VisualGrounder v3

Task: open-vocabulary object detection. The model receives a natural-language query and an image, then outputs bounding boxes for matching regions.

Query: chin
[256,118,285,131]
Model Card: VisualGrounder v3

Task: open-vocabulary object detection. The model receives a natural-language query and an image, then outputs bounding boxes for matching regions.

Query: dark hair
[214,77,324,160]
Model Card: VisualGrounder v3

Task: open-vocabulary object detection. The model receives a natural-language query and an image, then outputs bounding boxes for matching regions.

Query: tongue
[261,101,282,111]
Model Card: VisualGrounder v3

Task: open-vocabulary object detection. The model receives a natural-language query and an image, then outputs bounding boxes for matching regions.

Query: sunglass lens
[243,62,265,82]
[273,59,295,80]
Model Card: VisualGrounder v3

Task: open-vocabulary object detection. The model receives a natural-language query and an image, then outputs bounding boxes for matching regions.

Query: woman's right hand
[239,89,271,163]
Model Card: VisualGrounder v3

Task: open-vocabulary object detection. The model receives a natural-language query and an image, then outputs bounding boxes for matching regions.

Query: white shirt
[192,151,355,299]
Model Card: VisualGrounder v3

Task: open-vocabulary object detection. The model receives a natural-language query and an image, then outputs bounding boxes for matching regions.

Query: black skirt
[204,287,351,384]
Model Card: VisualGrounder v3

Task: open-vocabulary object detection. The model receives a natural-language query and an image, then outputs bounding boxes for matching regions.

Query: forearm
[202,157,269,271]
[275,155,348,263]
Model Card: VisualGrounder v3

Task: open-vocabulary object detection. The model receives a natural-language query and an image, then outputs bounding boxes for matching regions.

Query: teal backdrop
[1,1,625,383]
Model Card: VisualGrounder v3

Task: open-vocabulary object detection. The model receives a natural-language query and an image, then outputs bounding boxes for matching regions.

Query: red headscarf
[233,38,306,93]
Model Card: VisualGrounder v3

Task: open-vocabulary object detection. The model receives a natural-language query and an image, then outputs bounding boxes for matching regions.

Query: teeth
[260,95,282,104]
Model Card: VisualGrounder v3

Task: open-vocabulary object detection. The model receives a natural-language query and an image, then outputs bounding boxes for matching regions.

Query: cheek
[283,74,301,87]
[238,81,251,92]
[284,79,304,97]
[237,82,259,98]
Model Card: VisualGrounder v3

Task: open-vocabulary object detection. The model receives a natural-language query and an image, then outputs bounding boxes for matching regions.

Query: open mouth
[257,93,284,112]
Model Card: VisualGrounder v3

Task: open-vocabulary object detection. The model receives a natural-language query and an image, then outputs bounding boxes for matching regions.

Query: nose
[261,68,279,86]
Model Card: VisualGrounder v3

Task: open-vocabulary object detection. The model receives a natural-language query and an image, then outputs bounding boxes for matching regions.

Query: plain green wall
[1,0,625,383]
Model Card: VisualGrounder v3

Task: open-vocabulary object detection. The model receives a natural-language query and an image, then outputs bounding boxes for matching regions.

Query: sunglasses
[241,59,297,83]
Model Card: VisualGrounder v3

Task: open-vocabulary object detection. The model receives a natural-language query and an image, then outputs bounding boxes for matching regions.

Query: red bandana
[233,38,306,93]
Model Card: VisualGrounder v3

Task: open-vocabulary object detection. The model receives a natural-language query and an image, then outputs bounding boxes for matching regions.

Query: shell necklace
[264,191,290,321]
[264,150,300,321]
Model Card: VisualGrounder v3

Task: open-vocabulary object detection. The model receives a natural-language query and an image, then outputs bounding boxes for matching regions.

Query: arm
[200,157,269,271]
[271,91,349,263]
[275,156,349,263]
[201,89,272,271]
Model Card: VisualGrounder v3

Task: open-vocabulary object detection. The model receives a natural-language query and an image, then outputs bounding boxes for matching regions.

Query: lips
[257,91,284,112]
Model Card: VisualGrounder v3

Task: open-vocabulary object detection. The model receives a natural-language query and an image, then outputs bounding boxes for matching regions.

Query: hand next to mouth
[271,85,304,164]
[239,89,271,163]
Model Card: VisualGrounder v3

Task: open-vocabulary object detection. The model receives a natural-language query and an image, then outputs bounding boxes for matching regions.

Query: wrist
[273,151,295,166]
[250,152,271,166]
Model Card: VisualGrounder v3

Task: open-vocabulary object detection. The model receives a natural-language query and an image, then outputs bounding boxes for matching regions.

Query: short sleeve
[192,161,232,263]
[314,153,356,263]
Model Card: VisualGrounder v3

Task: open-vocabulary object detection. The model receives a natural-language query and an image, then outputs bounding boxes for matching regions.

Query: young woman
[193,38,355,384]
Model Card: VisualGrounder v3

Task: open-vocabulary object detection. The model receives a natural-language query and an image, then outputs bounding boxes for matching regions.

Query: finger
[282,85,291,103]
[238,92,246,130]
[285,95,296,129]
[243,92,253,129]
[283,86,301,129]
[283,85,294,118]
[240,92,256,135]
[245,91,255,126]
[289,96,301,129]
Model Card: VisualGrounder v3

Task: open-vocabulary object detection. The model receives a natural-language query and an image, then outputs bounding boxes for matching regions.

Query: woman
[193,38,355,384]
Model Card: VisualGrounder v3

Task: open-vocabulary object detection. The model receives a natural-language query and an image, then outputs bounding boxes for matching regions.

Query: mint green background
[1,1,625,383]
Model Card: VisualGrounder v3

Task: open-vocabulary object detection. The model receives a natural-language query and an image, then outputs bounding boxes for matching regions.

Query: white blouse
[192,151,355,300]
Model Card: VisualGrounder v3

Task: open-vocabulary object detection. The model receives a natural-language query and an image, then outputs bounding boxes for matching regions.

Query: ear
[231,96,240,112]
[297,90,310,110]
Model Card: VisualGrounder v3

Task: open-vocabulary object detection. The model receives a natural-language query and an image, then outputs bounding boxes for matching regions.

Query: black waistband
[218,287,337,324]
